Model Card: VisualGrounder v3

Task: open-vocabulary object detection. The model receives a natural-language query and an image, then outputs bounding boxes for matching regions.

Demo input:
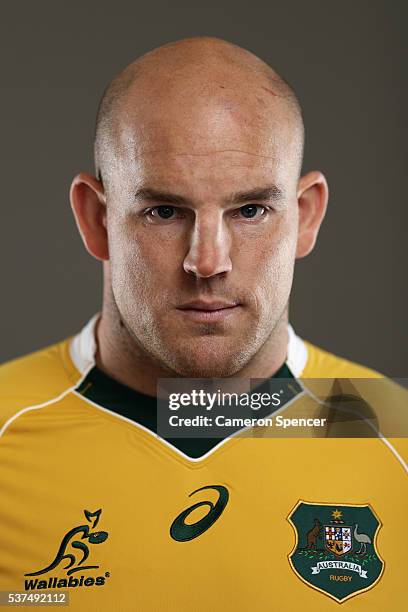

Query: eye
[237,205,266,219]
[152,206,176,219]
[144,205,190,225]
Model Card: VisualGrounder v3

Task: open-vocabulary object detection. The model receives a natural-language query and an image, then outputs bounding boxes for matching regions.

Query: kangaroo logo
[25,509,108,577]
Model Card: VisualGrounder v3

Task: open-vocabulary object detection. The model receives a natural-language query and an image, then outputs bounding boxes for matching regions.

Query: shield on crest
[287,500,384,602]
[324,525,352,556]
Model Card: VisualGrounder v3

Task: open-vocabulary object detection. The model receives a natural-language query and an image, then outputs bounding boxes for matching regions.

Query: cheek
[108,220,178,304]
[108,222,152,302]
[243,219,297,300]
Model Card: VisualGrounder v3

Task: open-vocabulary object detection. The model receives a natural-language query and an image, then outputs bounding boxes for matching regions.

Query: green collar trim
[76,363,297,459]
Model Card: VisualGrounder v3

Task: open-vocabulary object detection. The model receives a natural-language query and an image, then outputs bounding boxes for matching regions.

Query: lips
[176,300,240,323]
[178,300,238,311]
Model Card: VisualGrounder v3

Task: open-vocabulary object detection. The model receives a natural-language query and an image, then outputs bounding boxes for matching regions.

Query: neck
[96,299,289,397]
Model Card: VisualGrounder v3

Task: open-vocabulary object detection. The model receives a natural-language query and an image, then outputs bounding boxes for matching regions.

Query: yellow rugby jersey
[0,316,406,611]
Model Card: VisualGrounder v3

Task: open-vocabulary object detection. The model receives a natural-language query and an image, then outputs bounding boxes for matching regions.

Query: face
[102,93,302,378]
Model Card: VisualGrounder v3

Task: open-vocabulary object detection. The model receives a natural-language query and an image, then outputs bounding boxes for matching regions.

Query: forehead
[132,152,283,201]
[109,92,301,195]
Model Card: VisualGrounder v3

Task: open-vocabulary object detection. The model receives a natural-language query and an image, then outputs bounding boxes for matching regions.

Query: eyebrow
[134,185,284,206]
[233,185,284,203]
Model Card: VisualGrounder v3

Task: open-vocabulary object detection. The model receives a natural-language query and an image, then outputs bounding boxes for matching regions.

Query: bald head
[94,37,304,186]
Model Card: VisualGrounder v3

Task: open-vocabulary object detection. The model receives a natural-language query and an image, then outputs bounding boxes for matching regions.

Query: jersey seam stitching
[0,365,94,441]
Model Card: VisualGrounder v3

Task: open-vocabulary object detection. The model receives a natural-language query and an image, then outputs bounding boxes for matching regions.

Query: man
[0,37,406,610]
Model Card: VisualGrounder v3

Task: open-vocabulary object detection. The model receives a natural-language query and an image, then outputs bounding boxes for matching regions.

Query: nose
[183,211,232,278]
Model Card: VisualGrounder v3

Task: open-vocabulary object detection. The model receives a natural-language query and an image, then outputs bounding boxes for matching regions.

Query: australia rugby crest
[287,501,384,602]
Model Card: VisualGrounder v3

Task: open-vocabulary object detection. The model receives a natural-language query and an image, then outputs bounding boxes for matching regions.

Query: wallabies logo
[24,509,109,589]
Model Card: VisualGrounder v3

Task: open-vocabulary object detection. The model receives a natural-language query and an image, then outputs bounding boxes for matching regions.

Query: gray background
[0,0,406,375]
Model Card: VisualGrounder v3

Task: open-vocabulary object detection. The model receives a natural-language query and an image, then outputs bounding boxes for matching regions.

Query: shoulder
[298,337,408,465]
[0,338,81,429]
[300,340,382,378]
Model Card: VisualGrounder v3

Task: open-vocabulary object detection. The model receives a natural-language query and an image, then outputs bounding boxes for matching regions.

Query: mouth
[176,300,241,323]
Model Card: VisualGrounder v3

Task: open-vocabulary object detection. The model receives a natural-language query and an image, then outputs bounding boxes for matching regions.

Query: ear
[296,171,329,259]
[70,172,109,261]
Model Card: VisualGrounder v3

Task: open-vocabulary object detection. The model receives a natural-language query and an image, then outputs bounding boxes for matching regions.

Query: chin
[166,340,252,378]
